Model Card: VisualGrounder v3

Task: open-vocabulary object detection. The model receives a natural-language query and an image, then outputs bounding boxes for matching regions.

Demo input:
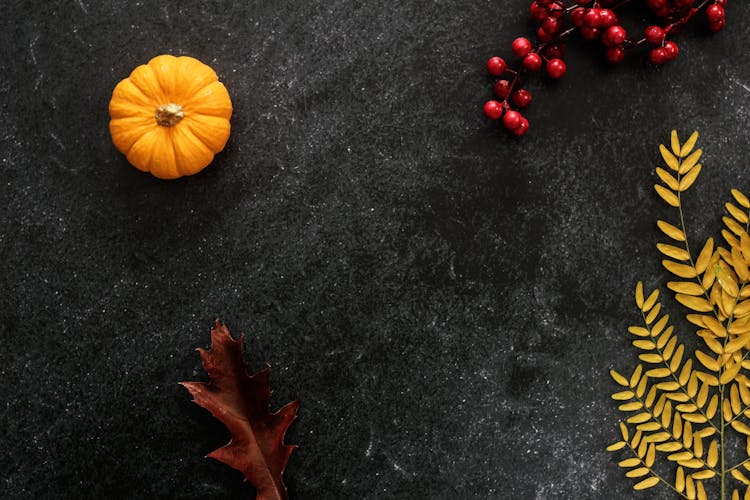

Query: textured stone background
[2,1,749,498]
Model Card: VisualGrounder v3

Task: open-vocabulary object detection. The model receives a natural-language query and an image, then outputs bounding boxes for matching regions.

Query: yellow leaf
[671,130,681,156]
[658,220,686,241]
[633,340,656,350]
[611,369,629,386]
[669,451,693,461]
[726,216,746,237]
[721,361,742,385]
[739,381,750,404]
[725,335,750,354]
[707,440,718,467]
[695,238,714,274]
[734,469,750,485]
[646,368,670,378]
[680,131,699,157]
[732,420,750,435]
[634,476,660,490]
[643,289,659,312]
[679,458,704,468]
[707,394,719,419]
[683,414,708,423]
[667,281,705,296]
[628,326,650,337]
[627,412,651,424]
[733,189,750,209]
[626,467,651,478]
[663,260,698,279]
[736,299,750,318]
[635,281,644,309]
[657,167,680,190]
[640,353,663,363]
[657,243,690,261]
[692,469,715,480]
[702,315,727,337]
[727,202,750,224]
[734,490,740,500]
[732,384,742,414]
[676,466,685,492]
[619,401,644,411]
[733,246,750,282]
[660,144,679,170]
[645,303,662,324]
[675,294,713,312]
[679,149,702,174]
[620,422,629,441]
[645,443,655,467]
[655,184,680,207]
[607,441,626,451]
[679,164,702,191]
[612,391,635,400]
[697,481,707,500]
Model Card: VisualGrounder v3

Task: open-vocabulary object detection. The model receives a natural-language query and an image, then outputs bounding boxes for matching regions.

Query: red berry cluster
[484,0,728,136]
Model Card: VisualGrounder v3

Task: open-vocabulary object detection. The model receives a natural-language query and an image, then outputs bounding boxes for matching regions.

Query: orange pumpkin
[109,55,232,179]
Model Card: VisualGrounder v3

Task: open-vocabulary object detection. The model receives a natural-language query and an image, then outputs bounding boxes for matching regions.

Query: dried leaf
[181,322,298,500]
[663,260,698,279]
[657,243,690,261]
[657,167,680,191]
[695,238,714,274]
[679,149,702,174]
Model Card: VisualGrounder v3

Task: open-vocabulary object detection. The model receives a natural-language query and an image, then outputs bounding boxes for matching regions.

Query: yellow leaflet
[657,167,680,190]
[680,131,699,157]
[671,130,681,156]
[643,289,659,312]
[634,476,660,490]
[695,238,714,274]
[733,188,750,209]
[727,202,750,224]
[663,260,697,278]
[679,164,702,191]
[655,184,680,207]
[657,220,685,241]
[660,144,679,170]
[679,149,702,174]
[635,281,644,308]
[667,281,704,295]
[675,294,713,312]
[657,243,690,261]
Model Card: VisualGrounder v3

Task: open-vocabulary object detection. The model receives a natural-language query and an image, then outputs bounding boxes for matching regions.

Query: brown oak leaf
[181,321,298,500]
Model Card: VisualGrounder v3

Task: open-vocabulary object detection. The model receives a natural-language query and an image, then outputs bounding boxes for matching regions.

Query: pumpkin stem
[155,103,185,127]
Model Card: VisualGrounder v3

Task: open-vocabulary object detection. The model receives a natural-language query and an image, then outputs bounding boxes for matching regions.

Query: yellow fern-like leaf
[658,220,686,241]
[634,476,660,490]
[660,144,679,170]
[680,149,702,174]
[680,164,702,191]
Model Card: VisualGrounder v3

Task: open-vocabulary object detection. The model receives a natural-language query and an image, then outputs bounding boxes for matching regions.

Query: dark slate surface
[2,1,749,498]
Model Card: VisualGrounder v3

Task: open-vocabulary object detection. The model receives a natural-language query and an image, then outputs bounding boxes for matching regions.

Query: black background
[2,1,749,499]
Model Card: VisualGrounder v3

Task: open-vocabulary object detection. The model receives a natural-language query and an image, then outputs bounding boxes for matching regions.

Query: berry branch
[483,0,728,136]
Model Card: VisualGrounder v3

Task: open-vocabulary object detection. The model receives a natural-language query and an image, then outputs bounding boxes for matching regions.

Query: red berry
[542,17,560,35]
[646,0,666,9]
[512,37,533,57]
[547,3,564,19]
[598,9,617,28]
[512,89,532,108]
[583,8,601,28]
[649,48,669,65]
[487,56,507,76]
[543,43,565,60]
[580,26,600,41]
[709,19,726,32]
[493,79,511,99]
[663,41,679,61]
[604,25,627,46]
[571,7,585,27]
[511,118,530,137]
[546,58,567,79]
[483,100,504,120]
[522,53,543,71]
[605,46,625,63]
[503,110,523,130]
[706,4,725,23]
[529,1,548,22]
[537,27,553,43]
[644,26,665,45]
